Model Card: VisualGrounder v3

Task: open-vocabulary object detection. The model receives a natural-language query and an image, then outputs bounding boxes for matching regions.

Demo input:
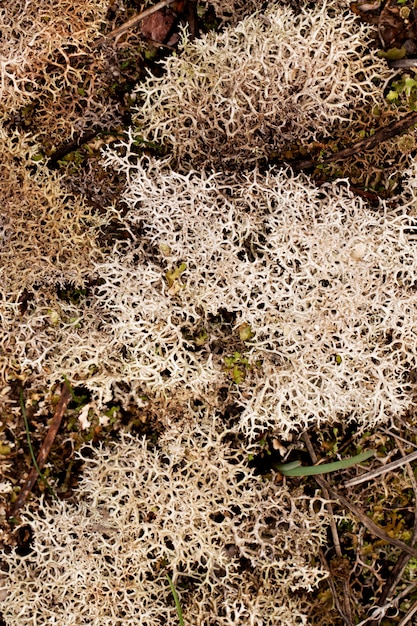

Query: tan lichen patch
[1,412,329,625]
[133,2,390,171]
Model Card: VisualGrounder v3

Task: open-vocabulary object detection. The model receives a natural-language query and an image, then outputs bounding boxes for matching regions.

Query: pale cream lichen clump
[0,0,405,436]
[134,1,389,170]
[99,154,417,441]
[1,414,329,625]
[3,3,417,624]
[3,151,417,441]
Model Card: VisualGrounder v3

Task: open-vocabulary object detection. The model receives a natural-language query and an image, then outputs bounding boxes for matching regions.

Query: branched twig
[389,59,417,69]
[380,428,417,450]
[302,432,353,626]
[289,111,417,171]
[185,0,198,39]
[19,389,57,500]
[314,475,417,558]
[94,0,178,47]
[368,438,417,626]
[318,549,353,626]
[355,582,417,625]
[8,383,72,518]
[47,130,98,170]
[398,599,417,626]
[345,448,417,488]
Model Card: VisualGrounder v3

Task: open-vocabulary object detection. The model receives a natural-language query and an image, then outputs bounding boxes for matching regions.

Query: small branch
[289,111,417,171]
[389,59,417,69]
[47,130,97,170]
[8,383,72,518]
[398,599,417,626]
[368,438,417,626]
[315,475,417,558]
[302,433,353,626]
[356,582,417,626]
[185,0,199,40]
[94,0,178,47]
[318,549,353,626]
[344,448,417,488]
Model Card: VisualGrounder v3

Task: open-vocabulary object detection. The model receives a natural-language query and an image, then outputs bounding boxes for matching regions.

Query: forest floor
[3,1,417,624]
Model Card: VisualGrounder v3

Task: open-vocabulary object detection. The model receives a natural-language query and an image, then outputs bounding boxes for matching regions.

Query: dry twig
[302,432,353,626]
[368,438,417,626]
[345,448,417,488]
[94,0,178,47]
[398,599,417,626]
[289,111,417,171]
[317,549,353,626]
[314,475,417,558]
[356,582,417,626]
[8,383,72,518]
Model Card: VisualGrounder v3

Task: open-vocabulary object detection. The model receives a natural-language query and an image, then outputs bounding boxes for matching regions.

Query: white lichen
[134,1,389,170]
[3,150,417,440]
[1,3,416,624]
[1,414,328,625]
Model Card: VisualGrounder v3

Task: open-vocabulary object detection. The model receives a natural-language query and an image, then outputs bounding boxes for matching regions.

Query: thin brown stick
[314,475,417,558]
[8,383,72,518]
[47,130,98,170]
[185,0,199,40]
[368,438,417,626]
[318,549,353,626]
[290,111,417,171]
[389,59,417,69]
[345,448,417,488]
[356,582,417,625]
[398,599,417,626]
[94,0,178,47]
[302,433,353,626]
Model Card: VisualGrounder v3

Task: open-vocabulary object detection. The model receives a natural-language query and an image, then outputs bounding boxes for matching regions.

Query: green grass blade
[166,573,185,626]
[274,449,376,477]
[19,389,58,500]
